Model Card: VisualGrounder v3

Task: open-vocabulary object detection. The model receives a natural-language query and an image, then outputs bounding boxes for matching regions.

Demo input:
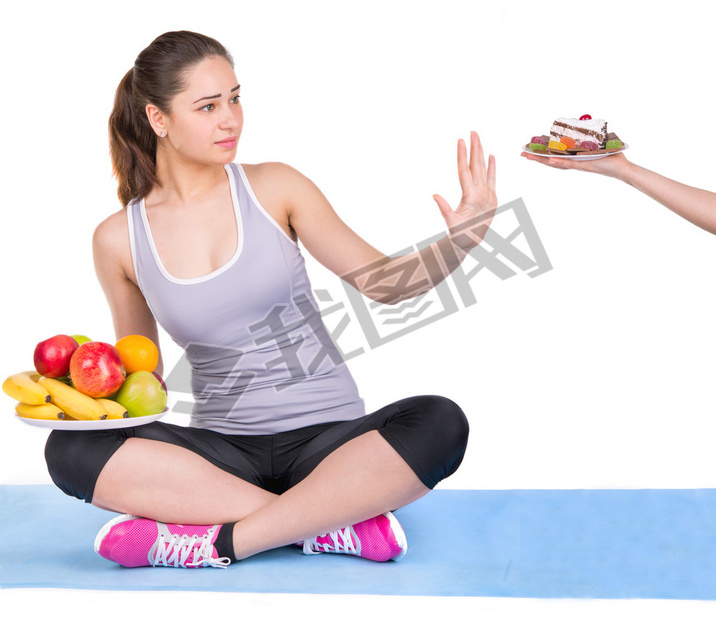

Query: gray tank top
[127,163,366,434]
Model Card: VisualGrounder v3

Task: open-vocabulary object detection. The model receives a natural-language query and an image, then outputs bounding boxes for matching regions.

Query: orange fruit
[115,335,159,374]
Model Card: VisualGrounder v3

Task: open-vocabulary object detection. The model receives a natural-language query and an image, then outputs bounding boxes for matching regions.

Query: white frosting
[550,117,607,145]
[554,117,606,133]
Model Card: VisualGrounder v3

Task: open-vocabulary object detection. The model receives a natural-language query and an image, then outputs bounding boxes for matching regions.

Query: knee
[427,395,470,483]
[433,395,469,456]
[44,431,87,500]
[45,430,121,502]
[392,394,470,483]
[45,430,73,481]
[411,394,470,450]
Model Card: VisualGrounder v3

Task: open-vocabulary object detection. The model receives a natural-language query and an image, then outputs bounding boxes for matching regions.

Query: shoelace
[152,533,231,568]
[302,526,357,555]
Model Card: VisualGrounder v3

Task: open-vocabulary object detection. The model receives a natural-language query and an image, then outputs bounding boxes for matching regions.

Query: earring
[159,131,166,138]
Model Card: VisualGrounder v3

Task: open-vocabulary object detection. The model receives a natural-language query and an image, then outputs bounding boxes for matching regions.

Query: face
[150,56,243,165]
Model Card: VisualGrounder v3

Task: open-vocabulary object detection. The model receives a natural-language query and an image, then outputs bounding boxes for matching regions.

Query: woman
[521,150,716,235]
[45,31,497,568]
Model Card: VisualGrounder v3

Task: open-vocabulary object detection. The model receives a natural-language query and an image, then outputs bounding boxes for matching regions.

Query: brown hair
[108,31,234,206]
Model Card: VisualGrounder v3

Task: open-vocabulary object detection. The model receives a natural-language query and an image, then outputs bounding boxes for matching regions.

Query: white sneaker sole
[384,511,408,561]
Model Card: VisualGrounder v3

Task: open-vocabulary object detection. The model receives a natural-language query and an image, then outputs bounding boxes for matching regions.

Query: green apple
[71,334,93,345]
[114,371,167,417]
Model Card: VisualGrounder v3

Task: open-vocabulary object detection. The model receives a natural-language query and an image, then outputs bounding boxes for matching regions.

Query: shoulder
[92,206,135,281]
[240,162,324,241]
[93,207,130,252]
[242,161,321,203]
[241,160,301,180]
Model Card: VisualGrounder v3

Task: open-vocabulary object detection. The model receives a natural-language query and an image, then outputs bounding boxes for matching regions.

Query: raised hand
[433,131,497,239]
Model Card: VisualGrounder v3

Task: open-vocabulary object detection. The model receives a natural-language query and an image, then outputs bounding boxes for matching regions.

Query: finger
[521,152,571,169]
[486,153,497,195]
[521,151,556,165]
[520,151,544,162]
[432,194,454,222]
[548,157,577,169]
[469,131,487,183]
[456,138,472,193]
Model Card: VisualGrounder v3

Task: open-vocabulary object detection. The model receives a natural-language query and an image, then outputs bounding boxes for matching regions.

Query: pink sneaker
[94,514,231,568]
[300,511,407,562]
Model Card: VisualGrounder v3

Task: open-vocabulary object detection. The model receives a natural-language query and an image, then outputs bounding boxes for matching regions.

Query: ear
[145,103,168,137]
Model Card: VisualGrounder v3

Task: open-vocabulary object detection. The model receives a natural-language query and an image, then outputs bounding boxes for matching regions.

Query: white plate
[15,408,168,430]
[523,143,629,161]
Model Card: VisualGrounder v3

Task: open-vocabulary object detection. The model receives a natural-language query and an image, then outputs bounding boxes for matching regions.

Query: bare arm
[521,151,716,235]
[92,210,165,375]
[263,132,497,305]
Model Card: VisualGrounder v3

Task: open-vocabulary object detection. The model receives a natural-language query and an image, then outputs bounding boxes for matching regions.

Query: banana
[95,398,128,419]
[15,402,65,420]
[37,376,105,421]
[3,371,51,405]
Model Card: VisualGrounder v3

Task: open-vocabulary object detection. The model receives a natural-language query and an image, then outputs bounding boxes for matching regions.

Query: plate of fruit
[523,114,628,160]
[3,333,169,431]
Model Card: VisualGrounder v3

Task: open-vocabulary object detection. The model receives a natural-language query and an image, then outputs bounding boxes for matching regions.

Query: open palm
[433,131,497,239]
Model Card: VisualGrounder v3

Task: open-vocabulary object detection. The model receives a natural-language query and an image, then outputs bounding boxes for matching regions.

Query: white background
[1,0,715,618]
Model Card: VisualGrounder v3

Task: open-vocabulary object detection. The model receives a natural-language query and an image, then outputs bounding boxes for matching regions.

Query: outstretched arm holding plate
[522,147,716,236]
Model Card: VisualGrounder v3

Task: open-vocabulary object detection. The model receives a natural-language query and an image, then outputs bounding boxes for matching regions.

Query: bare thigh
[92,437,277,524]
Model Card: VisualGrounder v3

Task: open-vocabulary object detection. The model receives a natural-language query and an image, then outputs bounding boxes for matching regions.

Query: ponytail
[108,68,158,206]
[108,31,234,206]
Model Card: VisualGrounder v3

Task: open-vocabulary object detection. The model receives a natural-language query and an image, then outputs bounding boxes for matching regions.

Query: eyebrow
[192,84,241,104]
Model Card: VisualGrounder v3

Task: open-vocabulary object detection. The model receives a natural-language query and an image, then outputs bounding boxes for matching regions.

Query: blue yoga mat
[1,485,715,599]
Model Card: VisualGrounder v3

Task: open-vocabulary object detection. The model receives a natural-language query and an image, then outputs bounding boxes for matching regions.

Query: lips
[216,137,237,148]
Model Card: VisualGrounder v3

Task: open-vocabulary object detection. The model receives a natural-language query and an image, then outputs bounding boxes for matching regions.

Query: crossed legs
[92,429,428,560]
[46,395,469,563]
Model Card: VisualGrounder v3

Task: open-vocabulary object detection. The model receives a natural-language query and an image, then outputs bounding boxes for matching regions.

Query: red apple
[34,334,79,378]
[152,371,167,393]
[115,371,167,417]
[69,341,126,398]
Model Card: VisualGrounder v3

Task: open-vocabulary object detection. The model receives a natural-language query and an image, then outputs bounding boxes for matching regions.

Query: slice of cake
[550,117,608,148]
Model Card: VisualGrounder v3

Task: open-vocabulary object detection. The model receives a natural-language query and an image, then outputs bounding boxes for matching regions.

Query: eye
[200,103,215,112]
[230,94,241,104]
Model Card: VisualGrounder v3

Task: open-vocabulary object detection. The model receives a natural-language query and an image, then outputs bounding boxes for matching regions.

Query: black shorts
[45,395,469,503]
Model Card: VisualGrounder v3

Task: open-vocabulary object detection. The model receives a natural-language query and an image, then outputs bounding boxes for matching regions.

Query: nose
[220,102,242,131]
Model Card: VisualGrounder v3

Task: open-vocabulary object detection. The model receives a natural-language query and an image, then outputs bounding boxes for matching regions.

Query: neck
[151,148,228,206]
